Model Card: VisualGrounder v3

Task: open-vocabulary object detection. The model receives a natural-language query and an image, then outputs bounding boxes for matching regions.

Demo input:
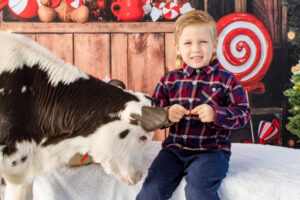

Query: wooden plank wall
[251,0,284,47]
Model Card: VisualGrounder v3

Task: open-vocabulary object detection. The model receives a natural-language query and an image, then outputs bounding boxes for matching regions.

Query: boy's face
[176,24,216,69]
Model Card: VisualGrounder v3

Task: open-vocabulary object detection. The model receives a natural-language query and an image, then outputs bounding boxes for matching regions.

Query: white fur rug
[32,141,300,200]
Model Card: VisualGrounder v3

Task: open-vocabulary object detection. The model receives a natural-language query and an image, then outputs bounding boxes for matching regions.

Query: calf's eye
[139,135,147,141]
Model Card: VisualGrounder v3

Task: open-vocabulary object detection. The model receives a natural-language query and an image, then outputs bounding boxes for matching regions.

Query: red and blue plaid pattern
[152,59,250,152]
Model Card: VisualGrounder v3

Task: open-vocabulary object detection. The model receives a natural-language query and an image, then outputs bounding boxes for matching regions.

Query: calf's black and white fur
[0,31,167,200]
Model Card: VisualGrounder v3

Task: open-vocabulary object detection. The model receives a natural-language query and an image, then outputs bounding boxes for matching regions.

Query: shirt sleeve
[209,76,250,130]
[152,76,170,108]
[152,77,176,129]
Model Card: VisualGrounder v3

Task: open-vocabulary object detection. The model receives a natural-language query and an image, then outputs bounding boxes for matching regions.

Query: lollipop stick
[246,90,255,143]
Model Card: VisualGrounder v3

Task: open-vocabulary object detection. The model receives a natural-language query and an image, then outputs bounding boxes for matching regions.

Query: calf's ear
[108,79,126,89]
[131,106,168,132]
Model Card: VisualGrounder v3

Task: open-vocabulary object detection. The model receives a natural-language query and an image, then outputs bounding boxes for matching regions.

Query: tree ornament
[288,139,295,147]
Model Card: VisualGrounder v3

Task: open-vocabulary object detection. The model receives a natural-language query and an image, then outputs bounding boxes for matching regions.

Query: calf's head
[90,90,168,185]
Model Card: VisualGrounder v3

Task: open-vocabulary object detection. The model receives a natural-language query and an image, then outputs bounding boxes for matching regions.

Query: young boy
[136,10,250,200]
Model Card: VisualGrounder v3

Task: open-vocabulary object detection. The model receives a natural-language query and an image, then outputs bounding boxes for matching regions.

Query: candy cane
[217,13,273,86]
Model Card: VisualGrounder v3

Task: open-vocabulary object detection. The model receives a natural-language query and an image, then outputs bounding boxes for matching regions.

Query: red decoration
[149,2,165,21]
[217,13,273,94]
[0,0,8,10]
[140,0,149,5]
[162,2,180,20]
[258,118,280,146]
[65,0,85,8]
[96,0,105,9]
[0,0,39,19]
[150,1,194,22]
[88,0,105,21]
[111,0,145,22]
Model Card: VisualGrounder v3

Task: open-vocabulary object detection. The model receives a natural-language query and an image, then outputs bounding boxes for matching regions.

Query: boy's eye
[200,41,207,43]
[184,42,191,45]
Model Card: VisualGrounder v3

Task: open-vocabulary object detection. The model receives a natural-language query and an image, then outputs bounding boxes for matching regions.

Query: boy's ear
[174,42,180,55]
[213,40,217,54]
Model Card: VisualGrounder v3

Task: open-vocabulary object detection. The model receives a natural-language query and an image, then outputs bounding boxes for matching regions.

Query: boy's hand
[168,104,190,122]
[191,104,216,123]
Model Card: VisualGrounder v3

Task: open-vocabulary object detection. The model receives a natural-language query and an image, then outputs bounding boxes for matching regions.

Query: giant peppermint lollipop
[217,13,273,93]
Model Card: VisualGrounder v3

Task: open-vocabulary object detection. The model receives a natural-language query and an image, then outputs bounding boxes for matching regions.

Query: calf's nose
[120,171,143,185]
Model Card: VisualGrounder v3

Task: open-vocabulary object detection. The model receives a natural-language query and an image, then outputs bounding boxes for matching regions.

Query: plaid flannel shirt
[152,59,250,152]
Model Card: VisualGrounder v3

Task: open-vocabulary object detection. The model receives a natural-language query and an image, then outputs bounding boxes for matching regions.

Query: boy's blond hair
[174,10,217,69]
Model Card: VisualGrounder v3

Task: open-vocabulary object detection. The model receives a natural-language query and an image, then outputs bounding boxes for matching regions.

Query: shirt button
[212,88,216,92]
[192,81,197,85]
[188,98,193,103]
[196,69,200,73]
[185,116,190,120]
[182,135,187,139]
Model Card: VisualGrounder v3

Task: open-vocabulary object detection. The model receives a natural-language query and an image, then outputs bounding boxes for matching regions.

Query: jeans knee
[137,175,179,200]
[184,184,220,200]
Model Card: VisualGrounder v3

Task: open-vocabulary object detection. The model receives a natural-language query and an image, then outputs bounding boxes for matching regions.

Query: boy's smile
[176,24,216,69]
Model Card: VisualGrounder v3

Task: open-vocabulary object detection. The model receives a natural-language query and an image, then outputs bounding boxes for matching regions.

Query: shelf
[0,22,175,34]
[251,107,283,115]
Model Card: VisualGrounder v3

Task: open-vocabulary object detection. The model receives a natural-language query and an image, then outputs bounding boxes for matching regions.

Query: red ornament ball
[8,0,39,19]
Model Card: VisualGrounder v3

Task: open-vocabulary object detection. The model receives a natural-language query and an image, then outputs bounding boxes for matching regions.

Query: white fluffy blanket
[33,142,300,200]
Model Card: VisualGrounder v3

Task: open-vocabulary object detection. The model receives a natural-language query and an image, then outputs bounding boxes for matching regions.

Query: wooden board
[74,34,110,79]
[190,0,205,10]
[207,0,235,21]
[252,0,282,46]
[36,34,73,64]
[281,5,287,44]
[111,33,128,87]
[21,34,36,41]
[127,33,165,95]
[0,22,175,33]
[235,0,247,12]
[165,33,176,72]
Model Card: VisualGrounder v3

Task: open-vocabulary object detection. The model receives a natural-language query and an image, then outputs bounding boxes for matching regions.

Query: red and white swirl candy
[150,2,194,22]
[150,2,165,22]
[162,2,180,20]
[217,13,273,87]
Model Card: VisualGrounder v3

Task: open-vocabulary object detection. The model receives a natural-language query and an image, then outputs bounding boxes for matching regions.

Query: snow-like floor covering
[32,141,300,200]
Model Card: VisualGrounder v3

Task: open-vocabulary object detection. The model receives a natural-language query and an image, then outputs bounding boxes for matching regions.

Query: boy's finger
[174,109,185,116]
[197,109,206,115]
[191,107,201,114]
[191,106,198,113]
[178,105,190,115]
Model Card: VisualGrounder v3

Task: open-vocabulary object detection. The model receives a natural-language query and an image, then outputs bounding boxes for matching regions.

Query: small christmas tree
[284,61,300,140]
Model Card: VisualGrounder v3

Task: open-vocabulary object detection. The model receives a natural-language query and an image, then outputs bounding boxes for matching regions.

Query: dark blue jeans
[136,147,230,200]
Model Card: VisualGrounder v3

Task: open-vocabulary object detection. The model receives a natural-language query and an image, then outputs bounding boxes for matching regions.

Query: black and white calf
[0,31,167,200]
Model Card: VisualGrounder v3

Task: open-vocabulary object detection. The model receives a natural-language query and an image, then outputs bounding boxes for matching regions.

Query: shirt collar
[183,59,219,77]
